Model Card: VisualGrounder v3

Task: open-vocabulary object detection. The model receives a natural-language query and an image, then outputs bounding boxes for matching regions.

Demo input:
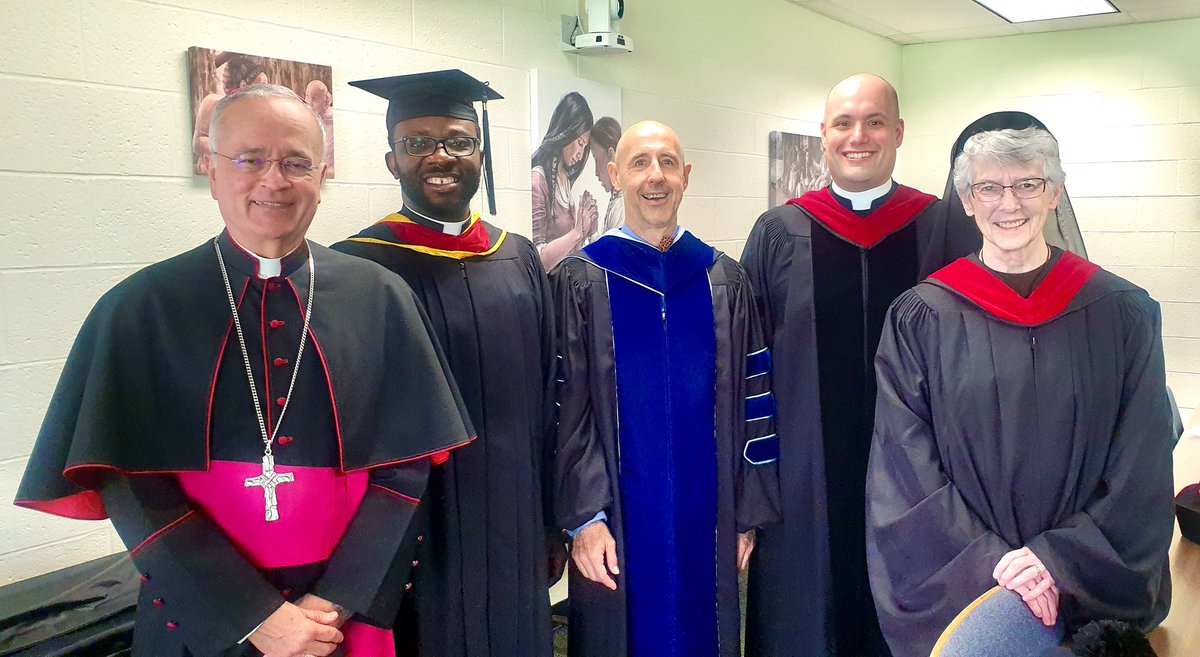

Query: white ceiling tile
[782,0,1200,44]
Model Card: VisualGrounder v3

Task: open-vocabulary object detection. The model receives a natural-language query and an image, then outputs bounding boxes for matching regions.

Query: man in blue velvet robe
[551,121,781,657]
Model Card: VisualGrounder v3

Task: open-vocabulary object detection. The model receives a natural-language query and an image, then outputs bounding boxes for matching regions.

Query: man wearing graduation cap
[14,84,475,657]
[333,70,560,657]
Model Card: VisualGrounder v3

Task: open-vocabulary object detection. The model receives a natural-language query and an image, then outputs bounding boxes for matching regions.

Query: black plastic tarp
[0,552,137,657]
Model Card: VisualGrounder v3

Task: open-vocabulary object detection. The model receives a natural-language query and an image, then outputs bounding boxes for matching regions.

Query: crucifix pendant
[244,453,295,522]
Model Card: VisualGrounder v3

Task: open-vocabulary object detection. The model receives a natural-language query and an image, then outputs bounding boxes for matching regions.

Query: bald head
[614,121,686,168]
[820,73,905,192]
[825,73,899,122]
[610,121,692,238]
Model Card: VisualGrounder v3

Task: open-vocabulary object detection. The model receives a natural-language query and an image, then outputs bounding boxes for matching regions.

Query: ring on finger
[1032,564,1043,577]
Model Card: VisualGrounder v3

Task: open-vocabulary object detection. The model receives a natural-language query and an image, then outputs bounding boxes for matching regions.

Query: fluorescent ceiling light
[973,0,1119,23]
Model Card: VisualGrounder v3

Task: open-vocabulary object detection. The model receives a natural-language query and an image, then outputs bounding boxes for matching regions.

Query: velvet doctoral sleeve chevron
[726,262,781,532]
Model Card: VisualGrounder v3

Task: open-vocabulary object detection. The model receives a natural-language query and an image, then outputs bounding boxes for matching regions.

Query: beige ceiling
[785,0,1200,44]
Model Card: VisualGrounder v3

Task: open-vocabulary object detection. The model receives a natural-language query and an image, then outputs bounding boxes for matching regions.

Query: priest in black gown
[740,73,981,657]
[14,85,475,657]
[332,70,559,657]
[867,126,1173,657]
[553,121,780,657]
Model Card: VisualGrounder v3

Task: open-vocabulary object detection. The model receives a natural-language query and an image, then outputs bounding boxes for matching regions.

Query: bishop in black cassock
[333,70,559,657]
[14,85,474,657]
[741,74,980,657]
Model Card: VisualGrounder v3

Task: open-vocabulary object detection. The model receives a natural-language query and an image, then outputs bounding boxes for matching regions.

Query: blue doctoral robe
[552,230,781,657]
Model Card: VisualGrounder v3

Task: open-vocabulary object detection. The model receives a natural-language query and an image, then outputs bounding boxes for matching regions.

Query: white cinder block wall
[0,0,897,584]
[899,19,1200,423]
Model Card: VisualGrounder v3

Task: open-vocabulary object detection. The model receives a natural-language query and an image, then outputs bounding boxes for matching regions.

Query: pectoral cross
[245,453,295,522]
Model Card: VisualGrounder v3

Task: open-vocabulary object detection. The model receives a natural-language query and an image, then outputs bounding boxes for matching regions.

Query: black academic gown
[333,215,556,657]
[740,184,981,657]
[15,233,475,657]
[552,231,781,657]
[867,252,1174,657]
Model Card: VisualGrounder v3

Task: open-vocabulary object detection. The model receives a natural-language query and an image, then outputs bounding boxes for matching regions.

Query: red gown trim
[789,185,937,249]
[928,251,1101,327]
[129,510,197,556]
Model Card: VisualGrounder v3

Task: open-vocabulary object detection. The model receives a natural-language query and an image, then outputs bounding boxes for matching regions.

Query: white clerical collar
[230,235,297,279]
[831,179,894,211]
[402,201,470,236]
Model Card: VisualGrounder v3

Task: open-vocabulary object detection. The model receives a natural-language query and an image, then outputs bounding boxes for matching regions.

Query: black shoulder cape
[17,235,473,519]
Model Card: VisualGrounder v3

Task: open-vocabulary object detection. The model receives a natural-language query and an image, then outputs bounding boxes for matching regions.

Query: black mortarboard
[350,70,504,214]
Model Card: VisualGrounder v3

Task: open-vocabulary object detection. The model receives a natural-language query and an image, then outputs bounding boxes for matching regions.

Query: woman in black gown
[866,126,1174,657]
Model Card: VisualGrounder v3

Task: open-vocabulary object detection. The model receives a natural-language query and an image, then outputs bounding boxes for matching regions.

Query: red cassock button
[166,621,179,629]
[270,320,286,329]
[273,358,289,367]
[276,397,287,407]
[281,588,292,598]
[153,598,164,606]
[404,583,413,591]
[268,282,281,291]
[140,574,149,583]
[278,436,294,445]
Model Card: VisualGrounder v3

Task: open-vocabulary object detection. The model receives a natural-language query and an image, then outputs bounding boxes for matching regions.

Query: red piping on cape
[353,435,478,472]
[790,185,937,249]
[299,279,472,471]
[928,251,1100,327]
[304,317,347,470]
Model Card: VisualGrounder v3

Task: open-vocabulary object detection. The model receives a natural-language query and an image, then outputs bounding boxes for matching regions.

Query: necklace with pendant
[213,238,314,522]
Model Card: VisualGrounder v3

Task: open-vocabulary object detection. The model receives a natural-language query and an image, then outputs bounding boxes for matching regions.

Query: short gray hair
[208,83,327,157]
[952,126,1065,200]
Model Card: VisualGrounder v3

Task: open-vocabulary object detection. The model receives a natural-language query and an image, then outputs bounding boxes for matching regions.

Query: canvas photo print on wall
[187,47,335,177]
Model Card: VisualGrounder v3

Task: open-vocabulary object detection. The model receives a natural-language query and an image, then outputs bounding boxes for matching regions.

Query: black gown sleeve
[1024,293,1173,629]
[730,268,781,533]
[865,292,1013,657]
[550,261,613,532]
[310,459,430,627]
[531,250,561,535]
[100,473,284,657]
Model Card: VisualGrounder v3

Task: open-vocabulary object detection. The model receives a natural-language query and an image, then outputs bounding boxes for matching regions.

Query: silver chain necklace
[213,238,314,522]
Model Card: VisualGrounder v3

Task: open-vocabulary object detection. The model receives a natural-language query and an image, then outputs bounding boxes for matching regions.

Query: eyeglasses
[394,136,480,157]
[969,178,1047,202]
[211,152,322,180]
